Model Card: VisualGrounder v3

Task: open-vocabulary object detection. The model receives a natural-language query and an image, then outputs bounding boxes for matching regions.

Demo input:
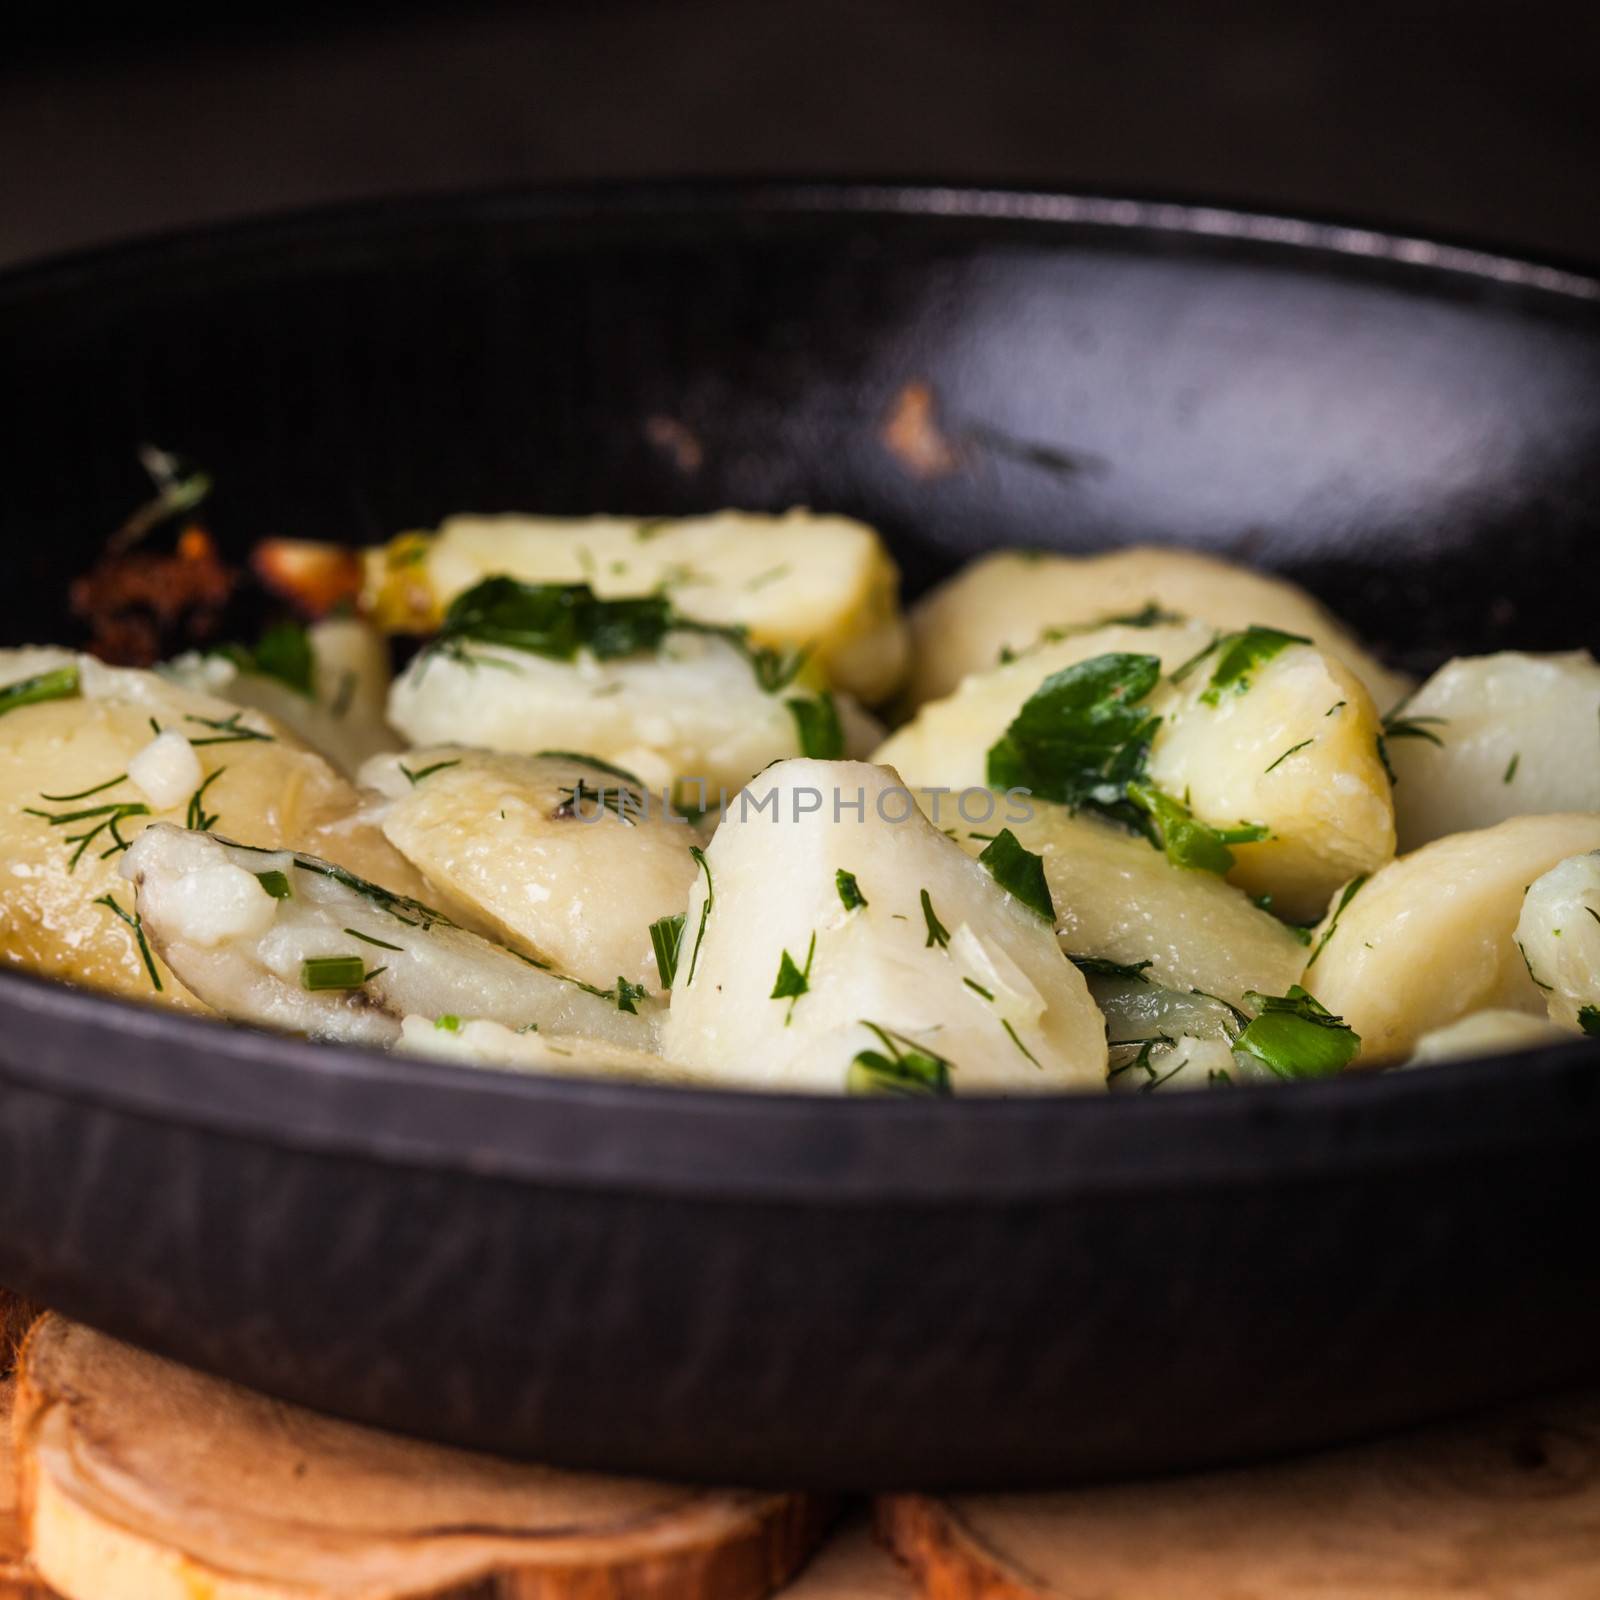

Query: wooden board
[779,1518,914,1600]
[1,1379,50,1600]
[0,1293,36,1376]
[879,1388,1600,1600]
[13,1315,832,1600]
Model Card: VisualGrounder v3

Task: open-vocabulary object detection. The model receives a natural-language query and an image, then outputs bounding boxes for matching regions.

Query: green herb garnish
[920,889,951,950]
[94,893,162,991]
[770,932,817,1022]
[985,652,1163,813]
[1504,753,1520,785]
[846,1023,953,1097]
[217,620,314,697]
[185,767,225,831]
[787,693,845,759]
[345,928,403,952]
[977,828,1055,921]
[1233,985,1360,1079]
[1264,738,1313,774]
[1580,1006,1600,1037]
[300,955,371,991]
[25,798,150,869]
[614,977,649,1015]
[183,711,275,748]
[1198,627,1310,706]
[684,846,714,986]
[1069,954,1153,981]
[836,869,867,911]
[1305,875,1367,968]
[0,665,80,721]
[1125,781,1267,875]
[650,913,687,987]
[255,870,293,900]
[398,758,462,786]
[435,1013,462,1032]
[537,751,647,787]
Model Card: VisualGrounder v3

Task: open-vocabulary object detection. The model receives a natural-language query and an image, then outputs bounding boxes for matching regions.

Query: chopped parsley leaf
[650,913,687,987]
[1233,985,1360,1079]
[977,828,1055,920]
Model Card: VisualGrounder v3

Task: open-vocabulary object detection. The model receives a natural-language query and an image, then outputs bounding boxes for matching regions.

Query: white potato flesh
[123,825,661,1052]
[947,801,1307,1006]
[395,1015,696,1083]
[0,653,424,1011]
[662,759,1107,1093]
[1515,852,1600,1033]
[906,546,1411,709]
[1146,640,1395,920]
[1305,813,1600,1061]
[162,618,399,779]
[1388,652,1600,851]
[874,620,1216,790]
[361,748,700,992]
[388,631,878,797]
[1406,1009,1571,1067]
[364,510,910,703]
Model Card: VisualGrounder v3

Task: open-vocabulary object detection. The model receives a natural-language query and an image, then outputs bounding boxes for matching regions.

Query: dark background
[5,0,1598,270]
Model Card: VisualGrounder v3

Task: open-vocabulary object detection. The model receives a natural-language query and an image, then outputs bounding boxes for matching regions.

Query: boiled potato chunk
[1306,813,1600,1061]
[662,759,1107,1092]
[364,510,909,703]
[1515,852,1600,1033]
[960,801,1308,1006]
[874,619,1215,790]
[123,825,661,1052]
[1406,1009,1571,1067]
[907,546,1410,709]
[388,631,879,798]
[1388,652,1600,851]
[362,747,700,992]
[0,653,422,1011]
[1147,639,1395,919]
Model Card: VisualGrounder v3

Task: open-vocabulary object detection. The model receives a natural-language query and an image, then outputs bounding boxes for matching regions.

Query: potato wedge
[907,546,1410,709]
[361,510,909,703]
[362,748,701,992]
[1147,635,1395,919]
[1514,852,1600,1034]
[0,653,423,1010]
[1305,814,1600,1060]
[662,759,1108,1093]
[951,801,1308,1006]
[1387,652,1600,851]
[388,630,879,798]
[123,825,661,1052]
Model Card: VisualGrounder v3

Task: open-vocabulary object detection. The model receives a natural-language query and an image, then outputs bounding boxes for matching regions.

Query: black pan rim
[2,175,1598,307]
[3,177,1599,1202]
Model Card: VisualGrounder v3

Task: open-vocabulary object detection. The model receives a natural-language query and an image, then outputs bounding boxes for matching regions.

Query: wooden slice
[14,1315,832,1600]
[0,1291,37,1375]
[1,1380,51,1600]
[779,1517,914,1600]
[879,1389,1600,1600]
